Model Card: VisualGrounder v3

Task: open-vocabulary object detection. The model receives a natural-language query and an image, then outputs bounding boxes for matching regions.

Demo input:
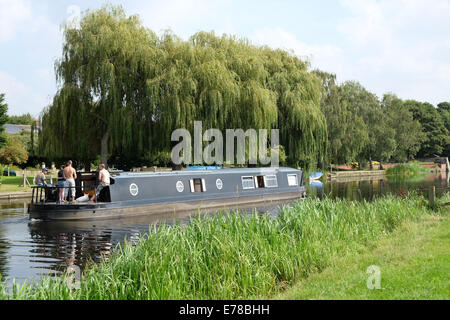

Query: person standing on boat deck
[90,164,110,202]
[57,165,66,204]
[34,168,48,186]
[63,160,77,203]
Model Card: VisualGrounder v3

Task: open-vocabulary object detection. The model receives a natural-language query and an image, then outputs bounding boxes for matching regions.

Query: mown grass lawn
[0,176,56,193]
[275,215,450,300]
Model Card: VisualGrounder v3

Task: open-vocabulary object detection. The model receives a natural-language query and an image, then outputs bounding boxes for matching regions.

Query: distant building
[5,124,32,134]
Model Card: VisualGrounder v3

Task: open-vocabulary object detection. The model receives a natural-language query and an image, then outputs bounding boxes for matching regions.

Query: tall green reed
[0,195,443,300]
[386,163,429,176]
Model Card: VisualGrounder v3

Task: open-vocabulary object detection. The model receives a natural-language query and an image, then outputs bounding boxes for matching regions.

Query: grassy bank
[0,175,57,193]
[386,163,429,176]
[276,215,449,299]
[0,176,33,192]
[0,194,448,300]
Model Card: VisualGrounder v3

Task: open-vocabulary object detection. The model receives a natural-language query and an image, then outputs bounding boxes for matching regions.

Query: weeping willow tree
[40,5,326,170]
[262,48,327,168]
[40,6,160,167]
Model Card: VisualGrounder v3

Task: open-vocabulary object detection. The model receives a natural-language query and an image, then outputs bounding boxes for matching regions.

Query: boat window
[190,178,205,192]
[287,174,298,186]
[264,175,278,188]
[242,176,255,190]
[256,176,265,188]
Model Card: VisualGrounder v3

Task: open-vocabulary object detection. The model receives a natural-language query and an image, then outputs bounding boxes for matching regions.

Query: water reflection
[0,200,291,288]
[0,173,448,288]
[0,199,31,282]
[309,173,449,201]
[0,223,9,279]
[24,212,196,283]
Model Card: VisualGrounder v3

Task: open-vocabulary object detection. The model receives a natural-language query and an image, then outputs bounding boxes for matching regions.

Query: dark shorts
[95,182,110,197]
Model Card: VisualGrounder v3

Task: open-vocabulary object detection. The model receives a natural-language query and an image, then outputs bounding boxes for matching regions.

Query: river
[0,172,448,288]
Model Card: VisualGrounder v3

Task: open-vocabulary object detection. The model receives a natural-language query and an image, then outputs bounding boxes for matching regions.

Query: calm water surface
[0,199,288,288]
[0,173,448,288]
[308,172,449,200]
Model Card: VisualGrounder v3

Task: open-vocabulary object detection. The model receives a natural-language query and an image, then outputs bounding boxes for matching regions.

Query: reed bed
[386,163,429,176]
[0,195,446,300]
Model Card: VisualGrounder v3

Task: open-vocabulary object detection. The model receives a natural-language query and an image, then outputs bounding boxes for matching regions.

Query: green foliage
[36,6,449,169]
[404,100,449,157]
[339,81,396,165]
[313,72,447,166]
[314,72,368,165]
[6,113,34,125]
[0,195,442,300]
[7,131,36,154]
[0,137,28,165]
[39,5,326,170]
[382,94,426,162]
[437,102,450,156]
[272,144,287,166]
[386,162,429,176]
[0,94,8,148]
[143,150,172,167]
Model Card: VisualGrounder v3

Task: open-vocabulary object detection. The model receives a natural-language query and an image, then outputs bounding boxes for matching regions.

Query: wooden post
[428,186,436,208]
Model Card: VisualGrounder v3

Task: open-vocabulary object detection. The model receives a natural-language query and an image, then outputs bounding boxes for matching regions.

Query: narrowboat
[28,167,306,221]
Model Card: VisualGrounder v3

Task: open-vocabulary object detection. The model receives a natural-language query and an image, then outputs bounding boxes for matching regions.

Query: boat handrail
[31,185,86,204]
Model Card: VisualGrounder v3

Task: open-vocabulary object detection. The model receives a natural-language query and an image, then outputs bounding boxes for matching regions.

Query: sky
[0,0,449,116]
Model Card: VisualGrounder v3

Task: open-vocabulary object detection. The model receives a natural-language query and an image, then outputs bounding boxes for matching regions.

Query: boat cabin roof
[111,167,301,179]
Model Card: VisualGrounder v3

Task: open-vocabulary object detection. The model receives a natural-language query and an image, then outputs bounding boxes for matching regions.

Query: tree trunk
[369,156,373,170]
[84,160,91,172]
[101,131,109,168]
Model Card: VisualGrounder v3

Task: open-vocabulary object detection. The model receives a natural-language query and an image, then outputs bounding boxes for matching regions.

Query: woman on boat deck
[90,164,110,202]
[57,165,65,204]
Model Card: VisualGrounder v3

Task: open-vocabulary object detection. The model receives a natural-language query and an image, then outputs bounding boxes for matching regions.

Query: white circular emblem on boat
[216,179,223,190]
[176,181,184,193]
[129,183,139,197]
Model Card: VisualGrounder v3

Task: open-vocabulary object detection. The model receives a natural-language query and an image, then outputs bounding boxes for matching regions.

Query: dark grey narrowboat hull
[29,167,306,221]
[29,190,305,221]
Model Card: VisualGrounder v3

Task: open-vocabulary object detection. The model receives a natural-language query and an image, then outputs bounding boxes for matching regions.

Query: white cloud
[136,0,232,38]
[251,27,345,74]
[248,0,450,106]
[2,0,449,116]
[0,0,32,42]
[337,0,450,104]
[36,68,51,82]
[0,0,60,116]
[338,0,386,45]
[138,0,209,32]
[0,71,49,116]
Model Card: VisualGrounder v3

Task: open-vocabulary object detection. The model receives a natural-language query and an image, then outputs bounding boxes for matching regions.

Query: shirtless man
[63,160,77,203]
[90,164,110,202]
